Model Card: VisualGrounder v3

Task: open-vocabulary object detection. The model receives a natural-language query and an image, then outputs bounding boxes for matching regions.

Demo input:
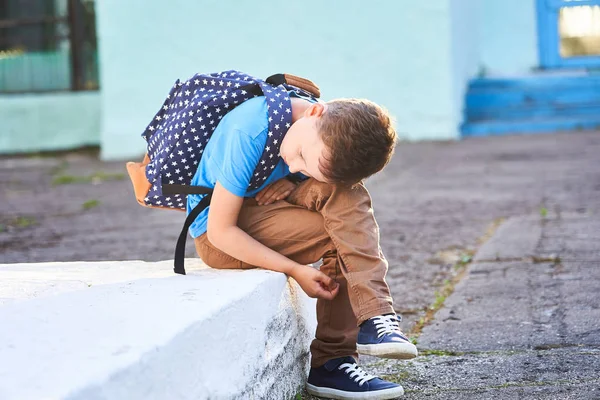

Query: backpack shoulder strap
[266,73,321,98]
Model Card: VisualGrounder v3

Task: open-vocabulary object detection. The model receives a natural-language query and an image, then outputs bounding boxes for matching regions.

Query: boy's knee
[333,182,372,207]
[305,179,370,200]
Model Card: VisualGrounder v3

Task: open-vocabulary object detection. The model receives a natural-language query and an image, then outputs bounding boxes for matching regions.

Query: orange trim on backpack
[126,154,184,212]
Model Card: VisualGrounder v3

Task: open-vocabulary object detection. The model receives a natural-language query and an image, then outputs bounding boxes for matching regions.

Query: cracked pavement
[368,213,600,399]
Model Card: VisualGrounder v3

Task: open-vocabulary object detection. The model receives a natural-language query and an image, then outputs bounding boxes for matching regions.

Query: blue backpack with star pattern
[126,70,320,274]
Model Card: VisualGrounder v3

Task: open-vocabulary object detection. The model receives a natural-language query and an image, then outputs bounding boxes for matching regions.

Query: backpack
[126,70,320,275]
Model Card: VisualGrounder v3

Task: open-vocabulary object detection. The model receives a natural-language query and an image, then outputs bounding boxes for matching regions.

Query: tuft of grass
[15,216,36,228]
[452,253,473,270]
[82,199,100,210]
[419,349,465,357]
[52,175,86,185]
[1,216,37,232]
[431,291,446,311]
[459,253,472,265]
[381,369,413,384]
[89,172,126,184]
[52,171,125,186]
[540,206,548,218]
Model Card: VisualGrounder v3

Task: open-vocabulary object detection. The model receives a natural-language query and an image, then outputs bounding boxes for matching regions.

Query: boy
[188,90,417,399]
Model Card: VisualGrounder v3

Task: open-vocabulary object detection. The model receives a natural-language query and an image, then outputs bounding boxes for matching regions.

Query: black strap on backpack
[170,185,213,275]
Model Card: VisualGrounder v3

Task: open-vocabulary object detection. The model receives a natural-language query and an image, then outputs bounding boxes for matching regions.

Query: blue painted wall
[96,0,462,159]
[480,0,539,75]
[0,92,100,154]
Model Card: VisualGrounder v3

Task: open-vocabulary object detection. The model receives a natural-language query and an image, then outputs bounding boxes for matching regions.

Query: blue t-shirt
[186,97,291,238]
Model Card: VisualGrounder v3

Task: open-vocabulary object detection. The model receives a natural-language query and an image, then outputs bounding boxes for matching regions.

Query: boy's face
[280,103,329,183]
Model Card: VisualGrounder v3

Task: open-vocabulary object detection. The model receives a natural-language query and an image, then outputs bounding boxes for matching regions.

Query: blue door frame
[537,0,600,68]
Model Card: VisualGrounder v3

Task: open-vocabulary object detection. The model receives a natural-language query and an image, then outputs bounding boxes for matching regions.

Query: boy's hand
[290,264,340,300]
[255,178,297,205]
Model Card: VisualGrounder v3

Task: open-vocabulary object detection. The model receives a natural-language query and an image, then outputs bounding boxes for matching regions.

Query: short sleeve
[206,127,265,197]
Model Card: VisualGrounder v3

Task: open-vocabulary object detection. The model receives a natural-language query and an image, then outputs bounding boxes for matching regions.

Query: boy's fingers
[255,187,268,202]
[317,288,335,300]
[325,280,339,293]
[272,180,292,192]
[317,284,339,300]
[263,193,277,204]
[272,189,289,202]
[256,187,275,204]
[329,280,340,291]
[319,273,334,287]
[266,189,290,204]
[275,191,292,202]
[257,180,295,205]
[330,285,340,298]
[265,192,278,204]
[320,274,339,293]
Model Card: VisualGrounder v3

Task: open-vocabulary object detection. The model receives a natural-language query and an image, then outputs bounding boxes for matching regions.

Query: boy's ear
[304,102,326,118]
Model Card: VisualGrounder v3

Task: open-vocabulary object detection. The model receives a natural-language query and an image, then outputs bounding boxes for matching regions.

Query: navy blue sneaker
[306,356,404,399]
[357,314,418,359]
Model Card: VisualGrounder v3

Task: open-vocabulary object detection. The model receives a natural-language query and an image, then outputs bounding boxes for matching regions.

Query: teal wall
[0,0,543,157]
[480,0,539,74]
[0,92,100,154]
[96,0,463,159]
[450,0,482,131]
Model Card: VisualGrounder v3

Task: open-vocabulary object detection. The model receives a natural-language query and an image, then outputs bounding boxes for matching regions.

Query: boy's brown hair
[318,99,398,186]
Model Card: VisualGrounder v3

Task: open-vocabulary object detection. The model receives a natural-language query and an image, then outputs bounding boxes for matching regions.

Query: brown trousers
[194,178,394,367]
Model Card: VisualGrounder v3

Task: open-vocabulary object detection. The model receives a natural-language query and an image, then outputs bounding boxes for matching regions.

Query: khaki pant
[194,178,394,367]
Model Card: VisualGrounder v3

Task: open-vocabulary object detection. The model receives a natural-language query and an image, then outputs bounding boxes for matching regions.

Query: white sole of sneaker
[356,342,418,359]
[306,383,404,399]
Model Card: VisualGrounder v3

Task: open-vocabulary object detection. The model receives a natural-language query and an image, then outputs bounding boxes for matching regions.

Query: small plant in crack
[82,199,100,210]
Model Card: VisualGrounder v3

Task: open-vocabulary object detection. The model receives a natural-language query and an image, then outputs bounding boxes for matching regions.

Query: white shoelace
[338,363,376,386]
[371,315,402,338]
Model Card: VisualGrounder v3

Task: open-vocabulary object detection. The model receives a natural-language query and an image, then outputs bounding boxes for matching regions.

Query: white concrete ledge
[0,260,316,400]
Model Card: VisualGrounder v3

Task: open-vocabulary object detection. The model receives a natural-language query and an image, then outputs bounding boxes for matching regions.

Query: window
[0,0,99,93]
[537,0,600,68]
[559,5,600,57]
